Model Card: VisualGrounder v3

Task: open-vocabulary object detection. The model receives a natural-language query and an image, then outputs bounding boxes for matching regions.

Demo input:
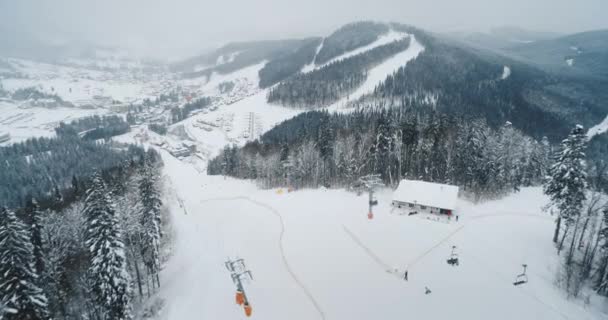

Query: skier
[404,270,408,281]
[425,287,432,294]
[456,215,459,222]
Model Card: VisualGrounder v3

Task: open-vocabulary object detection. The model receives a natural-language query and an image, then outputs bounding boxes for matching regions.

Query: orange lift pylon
[357,174,383,220]
[226,258,254,317]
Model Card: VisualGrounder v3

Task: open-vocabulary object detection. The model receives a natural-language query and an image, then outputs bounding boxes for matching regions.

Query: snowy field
[587,114,608,139]
[158,152,607,320]
[1,58,171,105]
[0,100,110,144]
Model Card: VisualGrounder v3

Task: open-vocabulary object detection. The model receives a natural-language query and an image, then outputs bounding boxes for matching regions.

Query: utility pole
[226,258,254,317]
[357,174,384,220]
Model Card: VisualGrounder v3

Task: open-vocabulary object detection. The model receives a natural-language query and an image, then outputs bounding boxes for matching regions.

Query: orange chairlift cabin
[235,290,245,305]
[244,302,252,317]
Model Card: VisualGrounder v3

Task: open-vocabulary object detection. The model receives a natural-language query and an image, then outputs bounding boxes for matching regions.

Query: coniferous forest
[209,107,552,200]
[267,38,410,108]
[1,148,166,320]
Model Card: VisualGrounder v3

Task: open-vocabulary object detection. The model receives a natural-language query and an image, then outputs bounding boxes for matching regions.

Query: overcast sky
[1,0,606,59]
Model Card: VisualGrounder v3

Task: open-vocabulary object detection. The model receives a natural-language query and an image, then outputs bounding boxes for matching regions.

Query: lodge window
[421,205,427,210]
[408,203,414,208]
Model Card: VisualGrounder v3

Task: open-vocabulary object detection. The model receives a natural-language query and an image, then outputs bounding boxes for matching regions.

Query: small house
[392,179,459,215]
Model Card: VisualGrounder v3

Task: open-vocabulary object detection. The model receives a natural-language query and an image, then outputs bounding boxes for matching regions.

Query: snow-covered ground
[501,66,512,80]
[587,114,608,139]
[157,152,607,320]
[1,58,171,105]
[0,100,111,144]
[180,90,301,158]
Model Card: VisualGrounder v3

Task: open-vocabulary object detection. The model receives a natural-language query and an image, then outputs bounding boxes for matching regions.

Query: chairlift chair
[513,264,528,286]
[446,246,459,266]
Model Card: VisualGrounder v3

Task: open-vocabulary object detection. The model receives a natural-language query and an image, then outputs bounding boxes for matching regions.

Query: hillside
[1,20,608,320]
[172,39,318,79]
[505,29,608,79]
[448,26,562,51]
[356,28,608,142]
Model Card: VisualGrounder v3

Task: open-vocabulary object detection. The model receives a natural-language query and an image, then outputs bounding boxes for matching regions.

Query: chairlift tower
[357,174,384,219]
[226,258,254,317]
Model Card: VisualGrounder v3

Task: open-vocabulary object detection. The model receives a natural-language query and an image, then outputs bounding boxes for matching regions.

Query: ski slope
[309,30,408,72]
[587,114,608,139]
[158,152,606,320]
[326,34,425,112]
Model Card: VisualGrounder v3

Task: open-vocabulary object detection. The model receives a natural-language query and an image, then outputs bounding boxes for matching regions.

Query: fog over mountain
[1,0,607,58]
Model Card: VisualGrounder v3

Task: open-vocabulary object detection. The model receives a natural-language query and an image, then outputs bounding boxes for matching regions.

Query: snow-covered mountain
[2,21,608,320]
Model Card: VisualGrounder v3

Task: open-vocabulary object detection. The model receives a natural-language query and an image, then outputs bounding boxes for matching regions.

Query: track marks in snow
[199,196,326,320]
[343,225,392,271]
[344,212,572,320]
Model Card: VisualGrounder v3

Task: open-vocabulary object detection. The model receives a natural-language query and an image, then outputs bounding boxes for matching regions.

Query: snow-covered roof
[392,179,459,210]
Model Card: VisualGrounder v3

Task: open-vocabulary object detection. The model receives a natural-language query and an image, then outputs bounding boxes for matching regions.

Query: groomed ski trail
[200,196,327,320]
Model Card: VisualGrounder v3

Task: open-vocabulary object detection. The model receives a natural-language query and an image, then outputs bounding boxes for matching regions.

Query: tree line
[258,37,322,88]
[170,96,212,124]
[209,107,550,200]
[0,135,146,208]
[544,125,608,299]
[55,115,130,140]
[0,149,166,319]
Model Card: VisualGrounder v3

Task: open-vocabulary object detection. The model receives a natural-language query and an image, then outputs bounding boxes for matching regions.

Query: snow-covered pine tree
[0,206,50,320]
[25,198,45,276]
[84,173,132,320]
[544,125,588,250]
[139,159,162,290]
[373,112,393,183]
[596,208,608,295]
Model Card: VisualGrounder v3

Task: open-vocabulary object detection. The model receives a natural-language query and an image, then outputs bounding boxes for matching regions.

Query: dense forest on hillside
[55,115,130,140]
[1,149,166,319]
[353,33,608,142]
[209,107,550,200]
[588,132,608,192]
[177,39,314,78]
[314,21,389,65]
[267,38,410,108]
[0,135,146,208]
[258,37,322,88]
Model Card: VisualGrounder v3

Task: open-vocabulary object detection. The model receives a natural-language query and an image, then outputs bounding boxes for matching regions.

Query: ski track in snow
[199,196,326,320]
[301,40,324,73]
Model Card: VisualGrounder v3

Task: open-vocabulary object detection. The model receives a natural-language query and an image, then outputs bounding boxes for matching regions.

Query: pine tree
[0,207,50,320]
[25,198,45,276]
[596,208,608,295]
[139,159,162,291]
[544,125,588,249]
[84,173,132,320]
